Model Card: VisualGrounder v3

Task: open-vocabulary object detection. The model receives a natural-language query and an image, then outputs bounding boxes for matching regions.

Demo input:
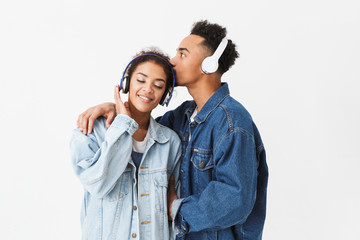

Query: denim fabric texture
[158,83,268,240]
[70,114,182,240]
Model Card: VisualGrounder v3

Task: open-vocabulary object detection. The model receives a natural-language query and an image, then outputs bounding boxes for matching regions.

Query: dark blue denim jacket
[157,83,268,240]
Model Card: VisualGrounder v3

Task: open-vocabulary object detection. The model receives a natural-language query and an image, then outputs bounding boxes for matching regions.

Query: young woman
[70,49,181,240]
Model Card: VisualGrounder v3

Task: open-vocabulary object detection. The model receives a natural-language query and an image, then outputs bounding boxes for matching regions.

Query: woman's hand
[114,85,131,118]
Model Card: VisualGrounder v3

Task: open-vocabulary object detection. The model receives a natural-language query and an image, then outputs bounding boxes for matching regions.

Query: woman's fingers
[114,85,130,116]
[114,85,122,104]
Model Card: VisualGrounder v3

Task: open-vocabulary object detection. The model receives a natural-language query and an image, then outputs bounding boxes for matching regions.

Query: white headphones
[201,37,228,74]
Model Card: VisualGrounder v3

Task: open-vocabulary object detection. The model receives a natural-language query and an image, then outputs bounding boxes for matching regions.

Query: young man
[77,20,268,240]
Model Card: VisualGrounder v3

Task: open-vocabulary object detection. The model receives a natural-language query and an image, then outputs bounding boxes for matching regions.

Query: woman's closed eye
[154,84,164,89]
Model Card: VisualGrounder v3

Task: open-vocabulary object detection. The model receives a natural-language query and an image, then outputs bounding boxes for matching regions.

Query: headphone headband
[120,53,176,107]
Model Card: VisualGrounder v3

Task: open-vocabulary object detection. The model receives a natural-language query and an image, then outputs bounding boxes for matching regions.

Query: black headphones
[119,54,176,107]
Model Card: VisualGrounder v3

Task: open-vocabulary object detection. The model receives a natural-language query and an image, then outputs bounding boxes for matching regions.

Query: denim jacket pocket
[154,171,168,212]
[104,167,131,202]
[190,150,214,192]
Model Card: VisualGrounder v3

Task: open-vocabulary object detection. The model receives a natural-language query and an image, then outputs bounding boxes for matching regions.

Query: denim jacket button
[199,160,205,168]
[133,206,137,210]
[132,233,136,238]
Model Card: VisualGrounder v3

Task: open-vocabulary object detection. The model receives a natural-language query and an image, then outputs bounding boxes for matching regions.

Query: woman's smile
[137,94,153,103]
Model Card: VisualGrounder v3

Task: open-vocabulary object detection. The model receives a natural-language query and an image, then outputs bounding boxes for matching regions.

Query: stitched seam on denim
[196,93,229,124]
[190,155,214,171]
[138,168,168,174]
[86,138,122,185]
[184,105,196,123]
[111,197,124,239]
[158,125,170,143]
[238,128,255,143]
[154,178,168,187]
[214,128,255,154]
[256,143,264,154]
[185,147,212,154]
[241,224,245,239]
[149,123,169,144]
[219,104,233,131]
[230,193,257,228]
[98,199,102,240]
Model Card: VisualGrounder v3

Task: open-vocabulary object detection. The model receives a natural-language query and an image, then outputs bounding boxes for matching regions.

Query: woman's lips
[138,94,153,103]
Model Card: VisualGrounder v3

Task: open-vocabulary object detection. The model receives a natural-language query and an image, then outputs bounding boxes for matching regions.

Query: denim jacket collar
[186,83,230,124]
[148,116,169,144]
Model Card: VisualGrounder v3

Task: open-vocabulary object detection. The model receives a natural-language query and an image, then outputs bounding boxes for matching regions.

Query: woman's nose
[170,56,176,67]
[143,82,154,93]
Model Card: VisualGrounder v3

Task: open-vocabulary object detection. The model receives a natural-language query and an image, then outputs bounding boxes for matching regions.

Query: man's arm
[172,130,260,235]
[77,102,172,135]
[77,102,116,135]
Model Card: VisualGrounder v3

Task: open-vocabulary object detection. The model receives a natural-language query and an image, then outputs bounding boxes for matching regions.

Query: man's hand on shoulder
[77,102,116,135]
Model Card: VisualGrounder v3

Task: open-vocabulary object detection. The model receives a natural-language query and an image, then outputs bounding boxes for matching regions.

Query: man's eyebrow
[178,47,190,53]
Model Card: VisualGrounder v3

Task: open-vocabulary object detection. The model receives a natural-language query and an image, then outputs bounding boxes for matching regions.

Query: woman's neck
[129,105,150,141]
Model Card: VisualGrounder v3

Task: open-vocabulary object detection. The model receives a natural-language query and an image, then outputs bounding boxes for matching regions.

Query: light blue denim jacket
[70,114,182,240]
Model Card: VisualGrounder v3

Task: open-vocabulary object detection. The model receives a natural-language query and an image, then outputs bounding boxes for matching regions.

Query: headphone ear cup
[122,76,130,93]
[201,56,218,74]
[159,89,169,106]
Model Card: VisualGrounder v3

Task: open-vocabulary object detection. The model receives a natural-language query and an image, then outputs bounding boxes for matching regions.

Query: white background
[1,0,359,239]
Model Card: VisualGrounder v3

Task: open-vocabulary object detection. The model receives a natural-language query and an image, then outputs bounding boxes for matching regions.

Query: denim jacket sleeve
[169,141,182,239]
[69,114,138,198]
[174,129,260,235]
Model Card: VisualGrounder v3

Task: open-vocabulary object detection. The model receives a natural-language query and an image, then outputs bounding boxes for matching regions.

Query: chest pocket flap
[191,150,214,171]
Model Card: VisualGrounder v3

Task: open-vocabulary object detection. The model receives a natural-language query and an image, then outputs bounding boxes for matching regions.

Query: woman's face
[128,61,167,114]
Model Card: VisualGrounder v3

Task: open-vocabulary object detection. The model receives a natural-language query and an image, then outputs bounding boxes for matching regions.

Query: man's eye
[180,53,185,57]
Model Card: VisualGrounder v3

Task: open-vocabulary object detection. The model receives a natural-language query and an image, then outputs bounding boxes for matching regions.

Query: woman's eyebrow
[136,72,148,78]
[137,72,165,82]
[155,78,165,83]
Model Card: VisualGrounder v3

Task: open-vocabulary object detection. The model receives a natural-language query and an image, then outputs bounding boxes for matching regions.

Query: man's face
[170,34,209,86]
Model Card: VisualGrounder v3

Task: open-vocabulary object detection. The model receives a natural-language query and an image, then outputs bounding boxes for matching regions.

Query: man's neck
[187,76,222,111]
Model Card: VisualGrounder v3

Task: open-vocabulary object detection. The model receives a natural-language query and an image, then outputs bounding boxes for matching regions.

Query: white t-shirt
[132,127,150,153]
[190,107,198,122]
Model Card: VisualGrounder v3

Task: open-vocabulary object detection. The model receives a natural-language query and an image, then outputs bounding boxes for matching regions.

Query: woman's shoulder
[151,117,181,145]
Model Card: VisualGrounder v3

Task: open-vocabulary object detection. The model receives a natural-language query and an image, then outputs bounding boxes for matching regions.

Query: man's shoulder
[172,100,195,114]
[157,100,195,127]
[210,96,256,134]
[216,96,252,121]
